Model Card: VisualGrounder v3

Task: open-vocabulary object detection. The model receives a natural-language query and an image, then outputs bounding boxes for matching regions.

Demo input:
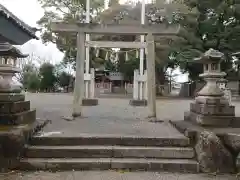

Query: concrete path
[26,93,190,138]
[26,93,240,138]
[26,93,240,122]
[26,93,192,122]
[2,171,238,180]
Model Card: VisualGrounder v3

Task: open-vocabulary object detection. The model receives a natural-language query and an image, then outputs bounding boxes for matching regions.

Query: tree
[57,71,73,90]
[39,63,57,92]
[26,73,41,92]
[20,63,40,91]
[109,0,119,7]
[171,0,240,80]
[37,0,105,66]
[120,58,141,82]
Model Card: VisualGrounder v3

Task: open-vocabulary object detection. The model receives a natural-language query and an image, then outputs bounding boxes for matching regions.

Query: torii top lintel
[51,21,180,35]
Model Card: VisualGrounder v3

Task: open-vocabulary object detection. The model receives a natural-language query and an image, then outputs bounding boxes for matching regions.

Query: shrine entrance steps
[18,135,199,172]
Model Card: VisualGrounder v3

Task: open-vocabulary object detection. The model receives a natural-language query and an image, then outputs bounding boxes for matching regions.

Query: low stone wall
[170,120,240,173]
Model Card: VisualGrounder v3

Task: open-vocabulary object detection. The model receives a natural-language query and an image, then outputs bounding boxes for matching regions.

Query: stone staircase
[19,135,199,172]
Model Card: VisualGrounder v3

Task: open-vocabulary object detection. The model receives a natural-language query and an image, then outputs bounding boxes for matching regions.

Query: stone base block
[0,101,30,114]
[0,122,38,170]
[231,117,240,127]
[195,96,228,105]
[82,99,98,106]
[0,93,25,102]
[184,111,234,127]
[0,110,36,125]
[190,103,235,116]
[129,99,147,106]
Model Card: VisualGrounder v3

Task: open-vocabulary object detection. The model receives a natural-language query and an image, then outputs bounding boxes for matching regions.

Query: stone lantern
[184,49,235,127]
[0,42,36,125]
[195,49,226,100]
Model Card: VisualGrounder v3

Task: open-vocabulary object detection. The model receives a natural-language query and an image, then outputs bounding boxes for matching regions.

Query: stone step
[25,145,195,159]
[19,158,199,172]
[30,135,190,147]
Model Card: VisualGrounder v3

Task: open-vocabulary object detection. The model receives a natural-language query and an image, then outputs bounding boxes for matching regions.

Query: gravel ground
[1,171,238,180]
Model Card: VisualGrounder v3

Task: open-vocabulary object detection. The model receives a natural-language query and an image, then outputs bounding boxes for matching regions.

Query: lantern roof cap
[194,49,224,63]
[0,42,28,58]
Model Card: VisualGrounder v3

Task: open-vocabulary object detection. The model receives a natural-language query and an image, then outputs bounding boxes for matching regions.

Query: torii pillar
[72,32,85,117]
[82,0,98,106]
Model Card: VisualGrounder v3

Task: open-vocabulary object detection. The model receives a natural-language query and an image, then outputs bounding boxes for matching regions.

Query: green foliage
[120,58,142,82]
[39,63,57,91]
[20,64,41,91]
[27,73,41,91]
[20,61,75,92]
[37,0,104,63]
[171,0,240,80]
[109,0,119,6]
[38,0,240,82]
[58,71,73,88]
[104,60,117,71]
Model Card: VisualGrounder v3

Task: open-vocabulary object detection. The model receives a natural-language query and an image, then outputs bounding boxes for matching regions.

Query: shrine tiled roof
[0,4,38,40]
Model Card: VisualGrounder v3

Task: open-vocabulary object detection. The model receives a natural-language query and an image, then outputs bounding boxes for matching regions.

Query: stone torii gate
[51,22,179,118]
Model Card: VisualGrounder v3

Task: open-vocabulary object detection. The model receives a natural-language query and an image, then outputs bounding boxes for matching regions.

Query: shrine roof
[0,42,28,58]
[0,4,38,40]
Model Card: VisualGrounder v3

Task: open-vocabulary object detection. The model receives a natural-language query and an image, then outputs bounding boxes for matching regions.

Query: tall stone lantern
[0,42,36,125]
[184,49,235,127]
